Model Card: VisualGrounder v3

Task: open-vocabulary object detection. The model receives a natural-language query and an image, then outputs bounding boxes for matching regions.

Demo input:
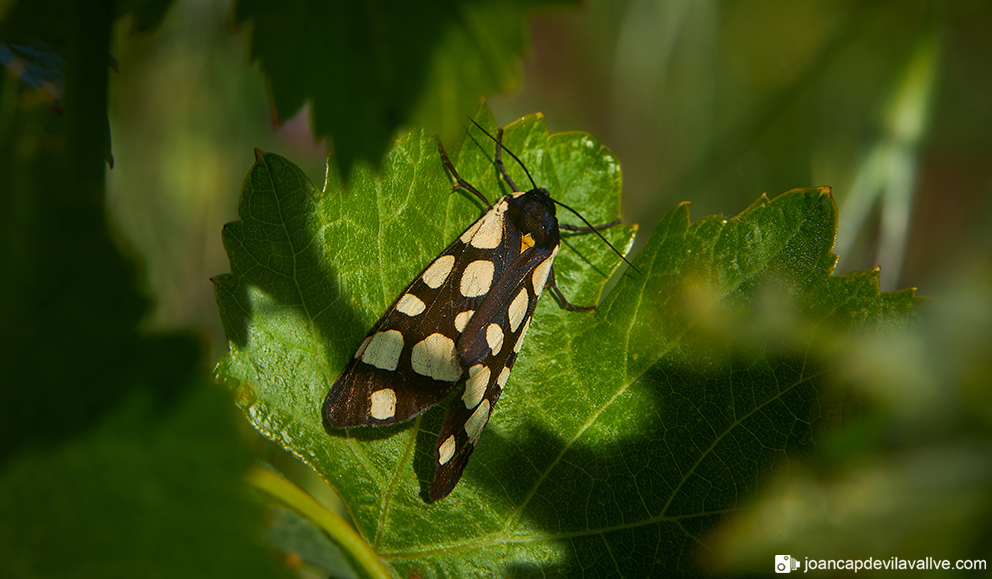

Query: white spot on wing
[531,249,557,297]
[514,317,532,353]
[460,260,495,297]
[411,333,462,381]
[459,218,483,244]
[507,288,529,332]
[396,293,426,316]
[454,310,475,333]
[462,200,507,247]
[422,255,455,289]
[486,324,504,356]
[465,399,491,443]
[470,212,502,249]
[496,367,510,390]
[462,364,490,409]
[369,388,396,420]
[354,335,373,359]
[361,330,404,370]
[438,435,456,465]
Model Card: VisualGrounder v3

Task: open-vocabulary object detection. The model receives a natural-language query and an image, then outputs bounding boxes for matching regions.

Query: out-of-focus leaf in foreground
[234,0,575,177]
[0,3,289,575]
[0,386,289,579]
[215,105,919,577]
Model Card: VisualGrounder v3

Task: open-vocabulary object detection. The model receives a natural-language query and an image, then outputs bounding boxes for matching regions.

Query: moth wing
[323,353,456,428]
[429,246,555,500]
[457,245,556,366]
[323,199,520,429]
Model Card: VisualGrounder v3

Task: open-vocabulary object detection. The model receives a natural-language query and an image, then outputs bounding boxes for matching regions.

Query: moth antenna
[467,117,538,191]
[553,198,640,274]
[468,116,638,274]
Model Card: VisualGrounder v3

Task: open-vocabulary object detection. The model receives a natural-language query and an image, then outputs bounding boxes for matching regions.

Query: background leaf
[234,0,577,178]
[216,106,920,576]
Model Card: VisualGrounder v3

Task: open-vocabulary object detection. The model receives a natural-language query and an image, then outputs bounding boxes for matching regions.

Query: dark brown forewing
[323,196,521,428]
[429,246,553,500]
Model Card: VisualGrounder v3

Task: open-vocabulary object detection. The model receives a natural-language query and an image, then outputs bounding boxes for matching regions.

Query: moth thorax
[507,189,559,248]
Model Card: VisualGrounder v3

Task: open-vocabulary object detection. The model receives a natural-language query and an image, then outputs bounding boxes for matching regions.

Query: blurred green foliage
[0,0,291,576]
[490,0,992,293]
[2,0,991,576]
[0,386,289,578]
[235,0,577,178]
[704,264,992,573]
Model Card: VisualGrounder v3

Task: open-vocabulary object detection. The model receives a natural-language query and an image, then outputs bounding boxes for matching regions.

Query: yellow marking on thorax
[520,233,535,254]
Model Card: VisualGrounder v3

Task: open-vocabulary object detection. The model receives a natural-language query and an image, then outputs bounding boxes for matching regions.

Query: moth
[323,121,628,500]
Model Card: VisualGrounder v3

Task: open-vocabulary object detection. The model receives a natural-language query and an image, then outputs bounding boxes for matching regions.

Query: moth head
[507,188,559,249]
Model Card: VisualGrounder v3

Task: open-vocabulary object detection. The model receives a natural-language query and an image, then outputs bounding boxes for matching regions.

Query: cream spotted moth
[322,120,631,501]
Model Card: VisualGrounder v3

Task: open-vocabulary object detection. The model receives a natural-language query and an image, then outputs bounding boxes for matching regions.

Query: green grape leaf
[234,0,576,177]
[214,105,919,577]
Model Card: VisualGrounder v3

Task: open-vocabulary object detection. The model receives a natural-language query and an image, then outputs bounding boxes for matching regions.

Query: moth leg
[547,267,595,312]
[559,218,622,233]
[493,128,520,193]
[436,136,491,209]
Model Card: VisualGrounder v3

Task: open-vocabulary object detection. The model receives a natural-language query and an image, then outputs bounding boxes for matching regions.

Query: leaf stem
[247,466,392,579]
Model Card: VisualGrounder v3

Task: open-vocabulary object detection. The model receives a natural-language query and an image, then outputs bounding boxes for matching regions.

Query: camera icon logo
[775,555,800,573]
